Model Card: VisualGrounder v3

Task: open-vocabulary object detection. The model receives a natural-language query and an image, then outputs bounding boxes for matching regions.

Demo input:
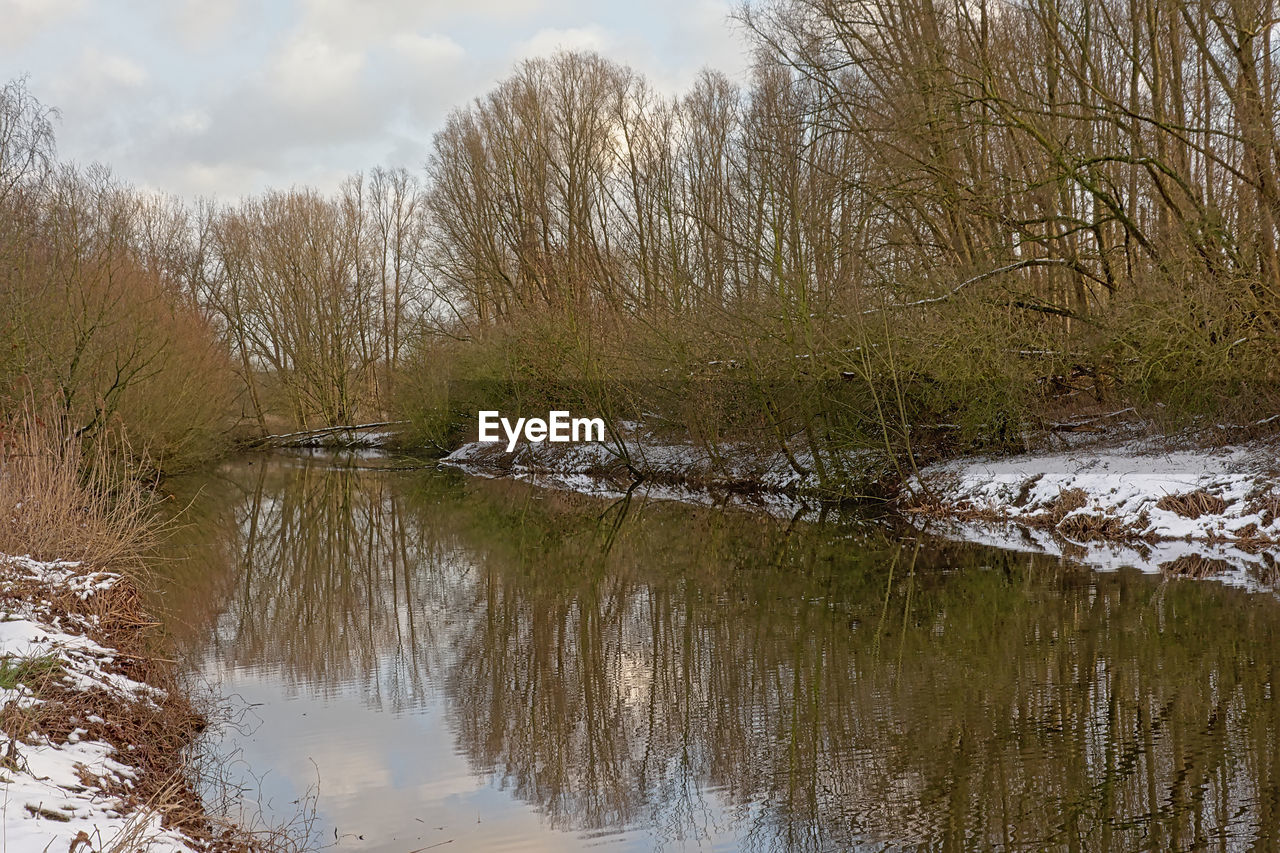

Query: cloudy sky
[0,0,750,200]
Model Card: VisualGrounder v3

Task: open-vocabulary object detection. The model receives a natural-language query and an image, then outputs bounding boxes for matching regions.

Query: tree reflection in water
[156,452,1280,851]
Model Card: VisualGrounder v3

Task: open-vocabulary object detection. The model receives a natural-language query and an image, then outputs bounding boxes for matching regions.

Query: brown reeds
[1048,488,1088,522]
[0,401,163,567]
[1155,490,1231,520]
[1247,489,1280,527]
[1055,512,1134,542]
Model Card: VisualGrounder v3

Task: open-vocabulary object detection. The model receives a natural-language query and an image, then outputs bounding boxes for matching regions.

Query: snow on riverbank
[909,437,1280,586]
[0,555,199,853]
[443,423,886,502]
[446,427,1280,589]
[442,430,847,518]
[912,439,1280,542]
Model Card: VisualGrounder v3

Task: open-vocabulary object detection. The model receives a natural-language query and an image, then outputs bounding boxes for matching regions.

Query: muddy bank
[0,555,243,852]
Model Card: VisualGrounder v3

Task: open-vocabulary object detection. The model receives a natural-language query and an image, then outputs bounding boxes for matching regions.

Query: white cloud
[268,32,366,105]
[50,48,148,107]
[167,109,211,136]
[0,0,86,47]
[162,161,261,199]
[162,0,245,47]
[517,26,612,59]
[98,52,149,89]
[296,0,437,48]
[390,32,466,70]
[0,0,752,199]
[300,0,548,44]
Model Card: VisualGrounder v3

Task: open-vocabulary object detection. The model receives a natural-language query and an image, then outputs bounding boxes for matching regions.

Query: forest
[4,0,1280,490]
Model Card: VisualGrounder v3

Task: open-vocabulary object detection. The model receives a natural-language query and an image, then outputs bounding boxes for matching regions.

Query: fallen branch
[253,421,410,447]
[1048,408,1135,432]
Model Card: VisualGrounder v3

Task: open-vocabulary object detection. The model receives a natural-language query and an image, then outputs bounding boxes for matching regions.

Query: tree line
[5,0,1280,476]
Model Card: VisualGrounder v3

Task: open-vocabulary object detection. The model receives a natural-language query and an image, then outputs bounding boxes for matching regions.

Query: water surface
[154,452,1280,852]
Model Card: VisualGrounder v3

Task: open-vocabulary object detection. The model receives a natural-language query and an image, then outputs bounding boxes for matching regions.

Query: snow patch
[0,555,199,853]
[910,437,1280,589]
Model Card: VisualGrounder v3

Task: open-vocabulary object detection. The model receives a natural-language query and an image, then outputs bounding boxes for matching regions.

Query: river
[152,451,1280,852]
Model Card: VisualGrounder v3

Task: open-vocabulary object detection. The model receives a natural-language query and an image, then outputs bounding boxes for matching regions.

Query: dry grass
[1247,488,1280,527]
[1048,487,1088,522]
[1055,512,1133,541]
[101,774,190,853]
[1155,489,1230,519]
[0,402,164,567]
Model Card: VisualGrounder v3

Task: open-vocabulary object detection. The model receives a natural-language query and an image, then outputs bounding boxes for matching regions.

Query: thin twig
[861,258,1074,314]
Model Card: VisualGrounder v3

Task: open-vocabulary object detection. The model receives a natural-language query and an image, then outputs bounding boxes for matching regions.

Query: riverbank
[904,433,1280,588]
[441,424,1280,587]
[908,434,1280,544]
[0,553,231,852]
[441,422,890,501]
